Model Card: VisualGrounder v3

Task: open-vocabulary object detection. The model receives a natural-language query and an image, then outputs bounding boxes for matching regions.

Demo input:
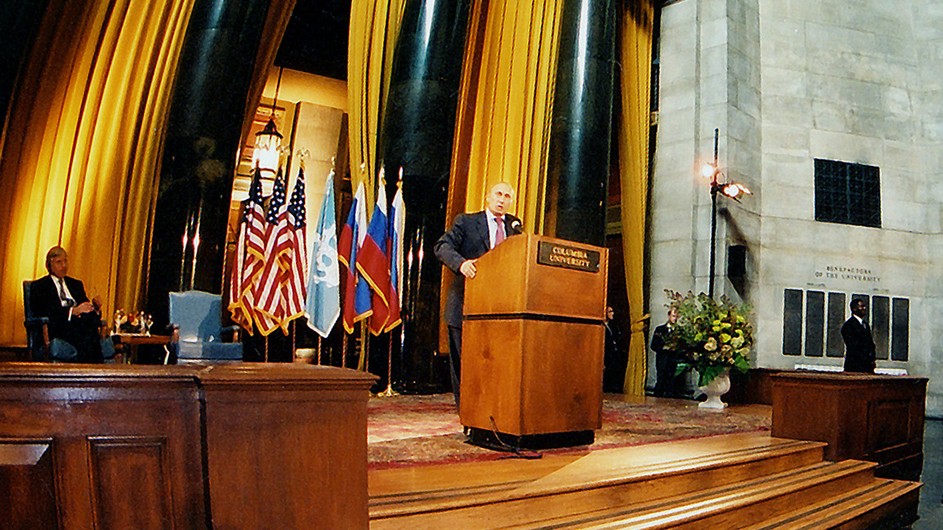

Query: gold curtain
[348,0,407,208]
[449,0,563,227]
[0,0,195,345]
[438,0,562,352]
[617,0,655,395]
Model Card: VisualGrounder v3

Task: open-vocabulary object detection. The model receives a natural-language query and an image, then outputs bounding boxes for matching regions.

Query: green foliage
[664,290,754,386]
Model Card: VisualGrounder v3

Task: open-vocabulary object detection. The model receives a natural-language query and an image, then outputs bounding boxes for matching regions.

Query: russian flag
[385,179,404,331]
[338,182,368,333]
[357,178,391,335]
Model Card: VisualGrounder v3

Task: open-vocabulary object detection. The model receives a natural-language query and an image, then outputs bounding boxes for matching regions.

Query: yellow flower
[704,337,718,351]
[720,333,731,343]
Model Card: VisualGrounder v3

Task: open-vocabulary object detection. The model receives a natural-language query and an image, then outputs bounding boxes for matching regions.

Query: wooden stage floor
[369,394,773,496]
[367,396,920,528]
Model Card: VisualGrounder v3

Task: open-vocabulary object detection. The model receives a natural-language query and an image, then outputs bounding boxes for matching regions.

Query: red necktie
[494,216,506,247]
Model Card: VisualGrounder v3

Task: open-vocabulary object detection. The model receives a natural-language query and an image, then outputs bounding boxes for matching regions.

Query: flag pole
[358,322,368,371]
[378,332,397,397]
[264,334,269,363]
[316,336,322,365]
[341,329,348,367]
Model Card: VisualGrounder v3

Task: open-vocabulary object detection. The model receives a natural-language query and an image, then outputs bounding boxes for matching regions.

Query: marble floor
[915,418,943,528]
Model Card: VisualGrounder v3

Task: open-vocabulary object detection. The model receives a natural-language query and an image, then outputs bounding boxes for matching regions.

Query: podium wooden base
[460,318,603,439]
[467,426,594,451]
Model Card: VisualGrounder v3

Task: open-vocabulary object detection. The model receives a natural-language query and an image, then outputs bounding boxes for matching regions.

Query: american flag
[253,169,290,335]
[281,167,308,331]
[229,167,266,334]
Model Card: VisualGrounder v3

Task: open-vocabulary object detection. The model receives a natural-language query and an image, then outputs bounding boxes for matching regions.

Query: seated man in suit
[30,246,104,362]
[434,182,522,408]
[840,298,876,374]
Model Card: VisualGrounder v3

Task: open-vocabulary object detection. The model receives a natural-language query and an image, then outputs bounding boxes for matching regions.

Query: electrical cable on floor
[489,416,542,460]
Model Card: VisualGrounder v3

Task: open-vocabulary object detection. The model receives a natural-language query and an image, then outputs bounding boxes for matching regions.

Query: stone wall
[650,0,943,415]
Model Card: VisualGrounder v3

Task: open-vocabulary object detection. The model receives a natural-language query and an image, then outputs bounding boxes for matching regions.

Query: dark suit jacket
[650,323,676,357]
[840,316,876,373]
[29,275,90,340]
[434,211,521,328]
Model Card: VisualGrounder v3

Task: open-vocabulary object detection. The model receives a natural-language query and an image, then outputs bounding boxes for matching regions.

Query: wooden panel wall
[771,372,927,481]
[0,442,59,529]
[0,365,206,529]
[0,363,375,529]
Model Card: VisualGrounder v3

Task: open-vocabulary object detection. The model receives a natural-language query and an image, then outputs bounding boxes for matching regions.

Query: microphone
[510,218,523,234]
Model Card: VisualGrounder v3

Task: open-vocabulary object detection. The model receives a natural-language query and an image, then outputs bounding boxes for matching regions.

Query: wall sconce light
[703,128,751,298]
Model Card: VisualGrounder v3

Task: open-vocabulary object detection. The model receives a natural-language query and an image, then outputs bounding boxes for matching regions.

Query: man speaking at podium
[435,182,522,408]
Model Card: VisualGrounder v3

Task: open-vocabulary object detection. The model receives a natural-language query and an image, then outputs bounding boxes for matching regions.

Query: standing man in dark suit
[434,182,522,407]
[841,298,876,374]
[651,306,682,397]
[29,246,103,363]
[602,306,627,393]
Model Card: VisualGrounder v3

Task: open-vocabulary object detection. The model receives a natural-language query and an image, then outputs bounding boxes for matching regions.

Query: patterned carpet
[367,393,771,470]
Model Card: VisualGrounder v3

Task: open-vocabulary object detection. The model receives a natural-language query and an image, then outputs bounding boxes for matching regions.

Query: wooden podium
[460,233,608,447]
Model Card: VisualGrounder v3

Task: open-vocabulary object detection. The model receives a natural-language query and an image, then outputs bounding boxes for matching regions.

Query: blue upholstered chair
[168,290,243,362]
[23,280,51,361]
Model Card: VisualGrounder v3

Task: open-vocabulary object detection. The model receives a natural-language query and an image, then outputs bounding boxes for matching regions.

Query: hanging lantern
[252,66,284,176]
[252,117,282,175]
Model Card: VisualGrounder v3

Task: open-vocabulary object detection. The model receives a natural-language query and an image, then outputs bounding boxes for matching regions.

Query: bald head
[485,182,515,216]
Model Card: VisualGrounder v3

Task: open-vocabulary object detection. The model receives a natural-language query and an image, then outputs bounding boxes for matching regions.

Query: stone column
[0,0,49,125]
[146,0,271,324]
[377,0,471,392]
[544,0,617,247]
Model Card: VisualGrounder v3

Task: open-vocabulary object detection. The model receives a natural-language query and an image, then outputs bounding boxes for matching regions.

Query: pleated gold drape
[0,0,194,345]
[348,0,407,209]
[617,0,655,395]
[449,0,563,226]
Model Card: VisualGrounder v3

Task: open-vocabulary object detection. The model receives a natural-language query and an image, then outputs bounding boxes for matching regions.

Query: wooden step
[510,459,879,529]
[741,478,921,530]
[369,435,825,528]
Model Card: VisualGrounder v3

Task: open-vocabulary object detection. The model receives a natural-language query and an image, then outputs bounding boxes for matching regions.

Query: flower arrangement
[663,290,754,386]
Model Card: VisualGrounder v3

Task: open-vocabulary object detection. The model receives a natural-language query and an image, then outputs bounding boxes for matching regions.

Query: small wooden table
[111,334,173,364]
